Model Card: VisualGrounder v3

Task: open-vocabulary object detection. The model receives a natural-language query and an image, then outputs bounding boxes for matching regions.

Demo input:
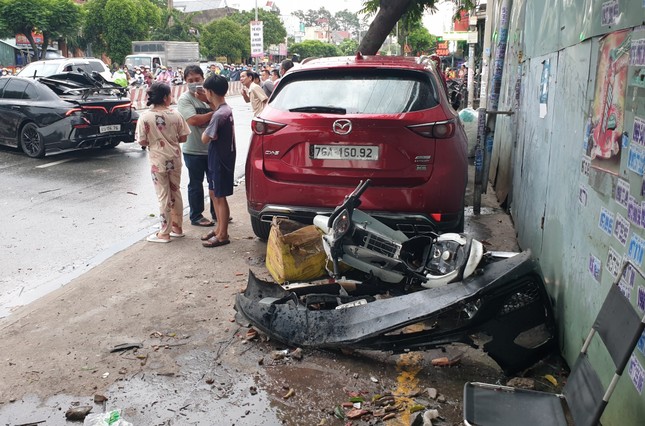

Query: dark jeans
[183,153,215,224]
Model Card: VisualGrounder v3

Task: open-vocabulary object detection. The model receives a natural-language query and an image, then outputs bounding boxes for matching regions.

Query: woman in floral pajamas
[136,82,191,243]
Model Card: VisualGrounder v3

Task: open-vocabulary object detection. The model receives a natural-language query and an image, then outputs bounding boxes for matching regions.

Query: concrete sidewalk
[0,178,530,425]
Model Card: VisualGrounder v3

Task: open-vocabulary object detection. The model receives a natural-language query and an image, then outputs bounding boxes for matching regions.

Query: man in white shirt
[240,70,268,116]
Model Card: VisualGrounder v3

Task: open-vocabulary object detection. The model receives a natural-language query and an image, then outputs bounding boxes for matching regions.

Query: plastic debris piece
[333,405,346,420]
[544,374,558,386]
[427,387,438,399]
[349,396,365,403]
[370,376,379,383]
[410,404,425,413]
[101,372,109,379]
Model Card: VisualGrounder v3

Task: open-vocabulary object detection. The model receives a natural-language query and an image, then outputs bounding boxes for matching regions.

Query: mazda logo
[332,119,352,135]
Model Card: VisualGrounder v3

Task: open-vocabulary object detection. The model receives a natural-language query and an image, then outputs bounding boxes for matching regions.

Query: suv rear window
[271,69,439,114]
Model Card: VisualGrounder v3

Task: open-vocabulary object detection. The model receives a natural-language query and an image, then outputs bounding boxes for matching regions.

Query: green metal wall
[0,41,15,68]
[487,0,645,424]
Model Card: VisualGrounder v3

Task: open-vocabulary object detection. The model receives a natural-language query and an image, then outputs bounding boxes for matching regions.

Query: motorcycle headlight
[332,209,351,238]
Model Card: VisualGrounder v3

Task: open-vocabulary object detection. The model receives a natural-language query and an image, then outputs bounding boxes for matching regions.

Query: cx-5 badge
[332,119,352,135]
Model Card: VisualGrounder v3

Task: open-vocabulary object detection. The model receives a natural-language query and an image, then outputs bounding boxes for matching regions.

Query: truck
[124,41,200,72]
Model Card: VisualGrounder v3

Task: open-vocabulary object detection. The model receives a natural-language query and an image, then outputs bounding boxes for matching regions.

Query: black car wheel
[20,123,46,158]
[251,216,271,241]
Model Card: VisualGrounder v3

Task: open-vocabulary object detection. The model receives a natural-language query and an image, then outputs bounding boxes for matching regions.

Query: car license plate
[310,145,379,160]
[99,124,121,133]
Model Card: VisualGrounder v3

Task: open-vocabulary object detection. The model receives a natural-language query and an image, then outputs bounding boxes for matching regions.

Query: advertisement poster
[587,29,631,175]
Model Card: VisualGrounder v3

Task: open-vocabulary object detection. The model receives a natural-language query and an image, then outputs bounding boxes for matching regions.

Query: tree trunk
[41,35,50,61]
[358,0,412,55]
[24,30,40,61]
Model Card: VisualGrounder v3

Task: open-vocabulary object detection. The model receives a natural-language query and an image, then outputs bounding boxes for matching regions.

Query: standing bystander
[136,82,191,243]
[260,68,274,96]
[177,65,218,227]
[240,70,268,116]
[200,75,236,248]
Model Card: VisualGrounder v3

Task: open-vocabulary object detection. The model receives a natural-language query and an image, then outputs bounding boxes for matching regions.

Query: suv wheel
[20,123,46,158]
[250,216,271,241]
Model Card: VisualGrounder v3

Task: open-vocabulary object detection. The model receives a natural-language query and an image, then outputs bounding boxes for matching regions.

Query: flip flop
[202,236,230,248]
[170,232,185,238]
[192,218,215,227]
[146,233,170,243]
[201,230,215,241]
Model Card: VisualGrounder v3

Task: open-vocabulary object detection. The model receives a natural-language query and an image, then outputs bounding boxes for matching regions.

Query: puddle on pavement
[0,348,282,425]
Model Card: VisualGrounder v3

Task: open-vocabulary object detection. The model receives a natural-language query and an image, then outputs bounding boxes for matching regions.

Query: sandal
[201,230,216,241]
[202,236,230,248]
[192,218,215,227]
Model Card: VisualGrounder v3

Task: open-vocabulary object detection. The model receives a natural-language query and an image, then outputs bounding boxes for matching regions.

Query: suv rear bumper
[249,204,463,236]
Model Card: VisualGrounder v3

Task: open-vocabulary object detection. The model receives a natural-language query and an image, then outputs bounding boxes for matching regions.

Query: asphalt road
[0,94,253,318]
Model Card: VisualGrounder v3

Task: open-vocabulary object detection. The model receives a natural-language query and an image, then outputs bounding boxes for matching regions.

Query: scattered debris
[544,374,558,386]
[437,395,446,403]
[118,367,127,375]
[93,394,107,403]
[245,328,258,341]
[65,405,92,420]
[431,354,462,367]
[250,386,258,395]
[205,378,215,385]
[101,372,109,379]
[271,349,289,360]
[109,343,143,353]
[370,376,379,383]
[506,377,535,390]
[346,408,368,419]
[283,388,295,399]
[426,388,438,400]
[290,347,303,360]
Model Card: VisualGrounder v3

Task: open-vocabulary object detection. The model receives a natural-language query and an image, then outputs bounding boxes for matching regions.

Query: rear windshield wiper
[289,106,346,114]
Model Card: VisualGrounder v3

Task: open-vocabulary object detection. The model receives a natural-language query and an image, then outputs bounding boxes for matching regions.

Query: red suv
[245,55,468,240]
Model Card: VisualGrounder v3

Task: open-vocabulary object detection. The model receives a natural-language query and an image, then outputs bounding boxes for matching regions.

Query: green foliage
[149,9,199,42]
[292,8,332,27]
[289,40,341,59]
[407,25,437,55]
[0,0,82,59]
[83,0,160,64]
[227,9,286,49]
[292,7,361,38]
[338,38,359,56]
[201,18,248,63]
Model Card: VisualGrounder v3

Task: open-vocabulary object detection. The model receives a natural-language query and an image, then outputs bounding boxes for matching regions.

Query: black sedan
[0,73,138,158]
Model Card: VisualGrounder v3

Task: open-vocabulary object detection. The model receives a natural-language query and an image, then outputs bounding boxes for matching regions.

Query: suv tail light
[407,119,456,139]
[252,118,286,135]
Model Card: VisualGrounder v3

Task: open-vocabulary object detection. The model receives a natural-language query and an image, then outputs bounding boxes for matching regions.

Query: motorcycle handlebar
[327,179,371,228]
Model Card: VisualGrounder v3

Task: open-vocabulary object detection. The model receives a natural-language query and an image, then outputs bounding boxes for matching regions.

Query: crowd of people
[137,59,294,248]
[112,64,185,88]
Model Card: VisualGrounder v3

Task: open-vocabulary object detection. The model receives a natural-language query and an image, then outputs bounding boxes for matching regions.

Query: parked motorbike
[235,181,557,374]
[447,78,466,110]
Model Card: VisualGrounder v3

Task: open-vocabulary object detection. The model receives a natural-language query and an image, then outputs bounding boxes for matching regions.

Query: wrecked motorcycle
[235,182,557,374]
[312,179,510,289]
